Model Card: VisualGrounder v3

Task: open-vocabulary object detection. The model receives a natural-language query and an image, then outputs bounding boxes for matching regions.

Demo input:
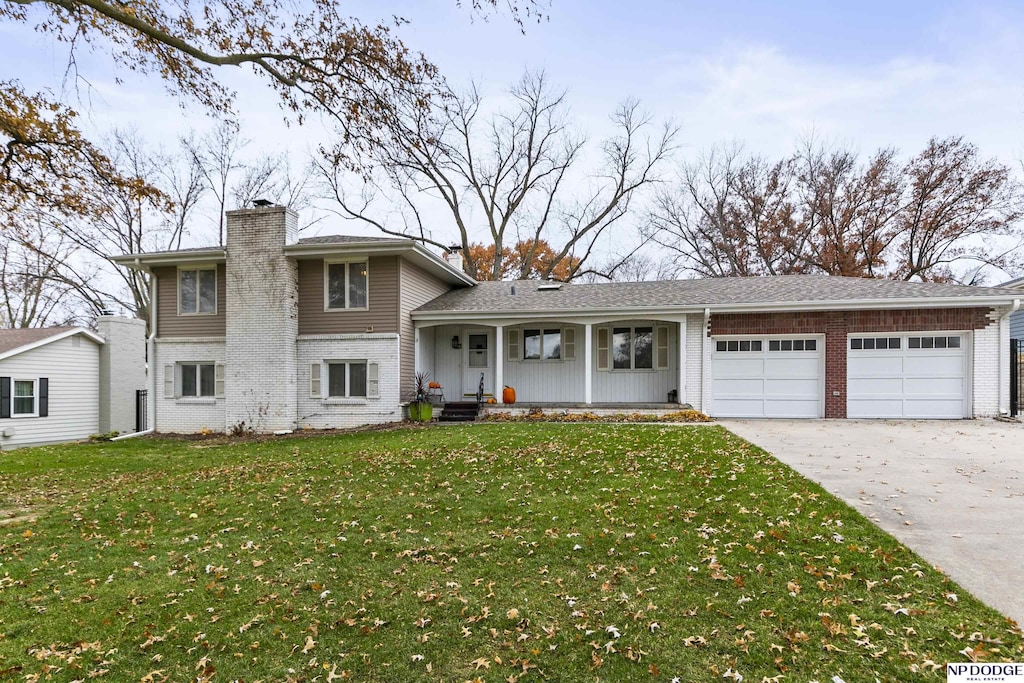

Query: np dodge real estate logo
[948,663,1024,682]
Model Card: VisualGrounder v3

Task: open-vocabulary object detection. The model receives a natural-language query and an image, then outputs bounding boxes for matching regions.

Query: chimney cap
[447,244,463,253]
[253,198,274,207]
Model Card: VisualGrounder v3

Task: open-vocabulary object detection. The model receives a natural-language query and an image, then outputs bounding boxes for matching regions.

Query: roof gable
[0,327,105,361]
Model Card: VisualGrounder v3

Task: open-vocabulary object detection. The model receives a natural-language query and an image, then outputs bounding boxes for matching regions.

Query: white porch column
[495,325,504,403]
[678,317,687,405]
[584,323,593,405]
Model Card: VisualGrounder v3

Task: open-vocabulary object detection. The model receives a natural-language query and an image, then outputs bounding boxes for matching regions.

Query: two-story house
[113,204,1022,432]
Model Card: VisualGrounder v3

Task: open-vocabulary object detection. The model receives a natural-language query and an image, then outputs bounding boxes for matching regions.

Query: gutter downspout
[998,299,1020,416]
[114,270,158,440]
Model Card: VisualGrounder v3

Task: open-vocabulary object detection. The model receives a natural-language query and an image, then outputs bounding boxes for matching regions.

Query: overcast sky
[5,0,1024,252]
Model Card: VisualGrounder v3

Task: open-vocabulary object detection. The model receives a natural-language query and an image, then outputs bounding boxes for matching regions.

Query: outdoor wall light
[451,335,461,349]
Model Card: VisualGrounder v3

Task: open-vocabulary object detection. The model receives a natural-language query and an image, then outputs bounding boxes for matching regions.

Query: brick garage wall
[710,308,993,418]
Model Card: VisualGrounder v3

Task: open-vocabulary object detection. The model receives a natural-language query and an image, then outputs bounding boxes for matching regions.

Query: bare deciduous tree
[648,137,1023,283]
[320,71,678,280]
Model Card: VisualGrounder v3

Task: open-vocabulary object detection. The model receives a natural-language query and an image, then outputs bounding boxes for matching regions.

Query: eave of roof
[0,327,105,362]
[411,276,1023,321]
[110,248,226,270]
[283,240,476,286]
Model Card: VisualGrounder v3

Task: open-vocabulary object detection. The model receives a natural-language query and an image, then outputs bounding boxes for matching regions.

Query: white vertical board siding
[502,324,586,403]
[592,321,677,403]
[296,335,401,428]
[429,325,464,401]
[685,313,704,410]
[0,336,101,449]
[153,339,227,433]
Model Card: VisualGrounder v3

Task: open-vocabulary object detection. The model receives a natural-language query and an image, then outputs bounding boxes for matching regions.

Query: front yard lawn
[0,424,1020,681]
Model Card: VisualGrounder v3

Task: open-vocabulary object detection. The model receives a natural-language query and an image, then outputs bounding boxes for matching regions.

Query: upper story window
[326,261,368,310]
[179,267,217,315]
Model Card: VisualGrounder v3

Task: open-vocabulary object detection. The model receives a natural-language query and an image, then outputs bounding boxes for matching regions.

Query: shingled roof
[0,327,77,356]
[414,275,1023,315]
[296,235,407,245]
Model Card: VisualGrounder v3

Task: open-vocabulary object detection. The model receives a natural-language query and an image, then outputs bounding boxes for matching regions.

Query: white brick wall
[296,335,402,429]
[96,316,147,434]
[972,310,1004,417]
[685,313,705,411]
[153,339,226,433]
[224,207,299,432]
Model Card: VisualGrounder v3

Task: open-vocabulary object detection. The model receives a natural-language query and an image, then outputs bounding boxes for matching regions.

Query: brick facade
[710,308,995,418]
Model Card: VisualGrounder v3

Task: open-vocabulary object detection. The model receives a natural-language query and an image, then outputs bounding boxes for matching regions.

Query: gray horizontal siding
[1010,310,1024,340]
[399,258,453,398]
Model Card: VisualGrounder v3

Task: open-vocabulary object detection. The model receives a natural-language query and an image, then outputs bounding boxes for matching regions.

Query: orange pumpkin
[502,386,516,404]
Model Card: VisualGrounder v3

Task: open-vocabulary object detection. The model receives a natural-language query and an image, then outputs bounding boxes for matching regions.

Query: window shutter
[38,378,48,417]
[563,327,576,360]
[0,377,10,419]
[656,326,670,370]
[367,362,380,398]
[597,328,610,370]
[164,365,175,399]
[310,363,322,398]
[214,364,225,398]
[507,329,520,361]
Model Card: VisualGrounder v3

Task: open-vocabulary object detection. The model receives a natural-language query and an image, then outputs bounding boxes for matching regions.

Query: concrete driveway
[719,419,1024,626]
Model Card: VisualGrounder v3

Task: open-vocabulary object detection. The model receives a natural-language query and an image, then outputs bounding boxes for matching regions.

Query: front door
[463,329,493,398]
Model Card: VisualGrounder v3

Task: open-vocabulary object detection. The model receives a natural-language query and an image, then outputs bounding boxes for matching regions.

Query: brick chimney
[223,205,299,432]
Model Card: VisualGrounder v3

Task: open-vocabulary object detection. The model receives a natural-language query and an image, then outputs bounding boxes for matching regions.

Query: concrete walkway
[719,419,1024,626]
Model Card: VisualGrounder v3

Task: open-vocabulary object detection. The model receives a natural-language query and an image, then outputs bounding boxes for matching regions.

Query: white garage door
[847,334,967,419]
[711,337,823,418]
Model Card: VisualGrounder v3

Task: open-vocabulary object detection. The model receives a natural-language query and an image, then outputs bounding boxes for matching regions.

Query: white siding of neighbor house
[296,334,401,428]
[153,338,226,433]
[0,335,100,449]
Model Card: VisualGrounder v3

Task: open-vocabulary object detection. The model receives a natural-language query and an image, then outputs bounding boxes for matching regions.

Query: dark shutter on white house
[0,377,9,419]
[38,378,48,417]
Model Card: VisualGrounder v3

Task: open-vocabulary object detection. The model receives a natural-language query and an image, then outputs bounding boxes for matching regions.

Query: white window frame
[521,327,567,361]
[607,325,656,372]
[11,378,37,417]
[324,360,374,400]
[323,259,370,311]
[177,266,218,316]
[176,362,223,399]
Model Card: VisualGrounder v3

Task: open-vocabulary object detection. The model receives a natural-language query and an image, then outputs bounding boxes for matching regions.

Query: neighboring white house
[0,317,147,449]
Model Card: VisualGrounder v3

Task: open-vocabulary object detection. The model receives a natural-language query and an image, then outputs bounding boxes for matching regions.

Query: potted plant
[408,371,434,422]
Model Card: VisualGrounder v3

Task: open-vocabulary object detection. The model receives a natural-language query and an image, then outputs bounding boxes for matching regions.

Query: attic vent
[537,282,562,291]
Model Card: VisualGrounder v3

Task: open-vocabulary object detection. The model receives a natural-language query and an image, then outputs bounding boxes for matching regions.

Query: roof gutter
[411,295,1023,322]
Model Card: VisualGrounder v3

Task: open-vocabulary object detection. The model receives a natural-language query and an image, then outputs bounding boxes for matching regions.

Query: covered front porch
[413,315,697,407]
